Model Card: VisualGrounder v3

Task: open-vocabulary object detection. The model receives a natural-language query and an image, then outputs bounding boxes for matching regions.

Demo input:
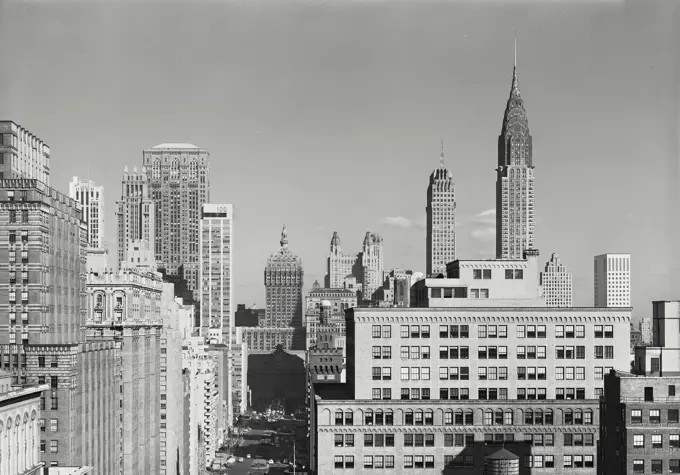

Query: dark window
[645,387,654,402]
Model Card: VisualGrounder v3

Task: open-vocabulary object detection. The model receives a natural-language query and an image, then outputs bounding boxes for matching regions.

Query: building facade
[0,179,117,473]
[69,177,104,249]
[640,317,652,345]
[325,231,384,301]
[0,380,49,475]
[262,226,304,351]
[540,253,573,307]
[594,253,631,308]
[0,121,50,185]
[85,263,164,475]
[115,166,154,266]
[426,141,456,277]
[199,204,233,344]
[496,62,535,260]
[142,144,210,297]
[600,301,680,475]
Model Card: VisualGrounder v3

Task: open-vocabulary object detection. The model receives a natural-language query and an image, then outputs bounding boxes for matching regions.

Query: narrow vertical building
[199,204,233,343]
[496,53,536,259]
[359,232,384,301]
[540,253,573,307]
[0,121,50,185]
[594,253,631,308]
[69,176,104,248]
[143,144,210,298]
[115,166,154,266]
[426,141,456,277]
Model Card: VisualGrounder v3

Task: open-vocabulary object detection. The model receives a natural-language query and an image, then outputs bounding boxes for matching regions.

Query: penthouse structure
[309,251,631,474]
[600,301,680,475]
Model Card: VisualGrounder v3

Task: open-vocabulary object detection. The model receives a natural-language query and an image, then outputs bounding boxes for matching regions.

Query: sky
[0,0,678,318]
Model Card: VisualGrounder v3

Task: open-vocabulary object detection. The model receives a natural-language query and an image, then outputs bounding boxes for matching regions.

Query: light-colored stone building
[325,231,384,301]
[142,144,210,297]
[426,141,456,277]
[540,253,573,307]
[115,167,154,266]
[594,253,631,308]
[0,121,50,185]
[69,177,104,249]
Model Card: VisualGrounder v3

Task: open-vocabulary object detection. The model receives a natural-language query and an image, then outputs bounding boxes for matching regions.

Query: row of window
[373,345,616,360]
[633,459,680,474]
[631,408,680,424]
[633,433,680,448]
[334,454,575,470]
[367,386,596,401]
[371,324,615,340]
[39,440,59,453]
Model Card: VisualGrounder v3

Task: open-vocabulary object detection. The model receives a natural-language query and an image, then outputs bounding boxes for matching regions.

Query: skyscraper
[496,50,536,259]
[0,121,50,185]
[70,176,104,248]
[142,144,210,297]
[199,204,233,343]
[326,231,384,301]
[426,141,456,277]
[540,253,573,307]
[115,166,155,266]
[594,253,631,308]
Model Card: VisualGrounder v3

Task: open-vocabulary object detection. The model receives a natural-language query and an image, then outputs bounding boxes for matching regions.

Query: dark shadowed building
[235,304,263,327]
[248,345,306,414]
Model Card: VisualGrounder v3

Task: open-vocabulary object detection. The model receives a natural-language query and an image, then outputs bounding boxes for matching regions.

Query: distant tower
[0,121,50,185]
[264,226,304,349]
[360,232,384,300]
[540,253,573,307]
[326,232,355,288]
[496,44,536,259]
[116,166,155,266]
[594,253,631,308]
[143,143,210,298]
[426,140,456,276]
[69,176,104,248]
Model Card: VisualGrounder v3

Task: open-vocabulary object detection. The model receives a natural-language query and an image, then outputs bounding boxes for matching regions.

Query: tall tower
[496,45,535,259]
[326,232,356,288]
[360,232,384,301]
[540,253,573,307]
[263,225,304,349]
[115,166,155,266]
[199,204,233,342]
[142,144,210,298]
[69,176,104,248]
[594,253,631,308]
[426,140,456,277]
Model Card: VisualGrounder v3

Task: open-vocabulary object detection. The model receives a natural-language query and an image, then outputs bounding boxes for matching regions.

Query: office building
[230,327,249,416]
[115,166,154,266]
[426,141,456,277]
[235,304,263,327]
[199,204,233,344]
[496,57,536,260]
[0,375,49,475]
[309,252,632,474]
[0,121,50,185]
[85,254,164,475]
[326,231,384,301]
[540,253,573,307]
[69,177,104,248]
[305,281,356,352]
[373,268,416,308]
[594,253,631,308]
[260,225,304,351]
[0,178,117,472]
[142,143,210,297]
[600,301,680,475]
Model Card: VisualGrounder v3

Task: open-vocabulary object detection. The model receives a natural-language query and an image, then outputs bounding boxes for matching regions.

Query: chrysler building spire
[440,138,445,167]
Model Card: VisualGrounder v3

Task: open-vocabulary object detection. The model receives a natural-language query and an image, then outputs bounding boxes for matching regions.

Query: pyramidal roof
[487,448,519,461]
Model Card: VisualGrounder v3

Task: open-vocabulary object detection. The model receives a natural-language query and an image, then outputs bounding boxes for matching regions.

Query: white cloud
[474,208,496,218]
[380,216,413,228]
[471,227,496,243]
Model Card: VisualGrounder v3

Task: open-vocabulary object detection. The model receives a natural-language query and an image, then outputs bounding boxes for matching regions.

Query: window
[670,409,679,423]
[671,435,680,448]
[652,434,662,448]
[50,419,58,432]
[372,346,381,359]
[401,325,409,338]
[595,325,603,338]
[517,325,525,338]
[382,325,391,338]
[650,409,661,423]
[556,325,564,338]
[671,385,677,397]
[478,326,487,338]
[633,460,644,474]
[652,460,663,474]
[473,269,482,279]
[372,325,381,338]
[633,434,645,447]
[50,440,58,453]
[645,386,655,401]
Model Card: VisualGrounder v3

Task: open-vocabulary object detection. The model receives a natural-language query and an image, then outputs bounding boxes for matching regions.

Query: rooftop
[151,143,199,149]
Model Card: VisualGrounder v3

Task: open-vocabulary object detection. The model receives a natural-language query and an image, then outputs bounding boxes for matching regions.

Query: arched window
[374,410,383,425]
[414,410,424,426]
[444,410,453,425]
[564,409,574,425]
[464,410,473,425]
[365,409,373,425]
[584,409,593,425]
[152,159,161,179]
[405,410,414,425]
[574,409,583,425]
[525,409,534,425]
[385,410,393,426]
[504,410,514,425]
[95,293,103,310]
[535,409,544,425]
[545,409,554,425]
[344,410,353,426]
[484,410,493,425]
[495,409,504,425]
[425,410,434,425]
[454,409,464,425]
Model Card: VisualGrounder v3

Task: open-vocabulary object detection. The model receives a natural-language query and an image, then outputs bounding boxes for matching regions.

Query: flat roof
[349,306,632,313]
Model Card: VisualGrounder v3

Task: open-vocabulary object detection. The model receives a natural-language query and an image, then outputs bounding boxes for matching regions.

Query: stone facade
[115,167,154,266]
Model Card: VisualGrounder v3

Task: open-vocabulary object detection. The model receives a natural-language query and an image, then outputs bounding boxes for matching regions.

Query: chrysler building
[496,49,535,259]
[426,141,456,277]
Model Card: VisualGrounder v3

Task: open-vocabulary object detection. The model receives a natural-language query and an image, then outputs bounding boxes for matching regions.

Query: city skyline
[0,1,678,316]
